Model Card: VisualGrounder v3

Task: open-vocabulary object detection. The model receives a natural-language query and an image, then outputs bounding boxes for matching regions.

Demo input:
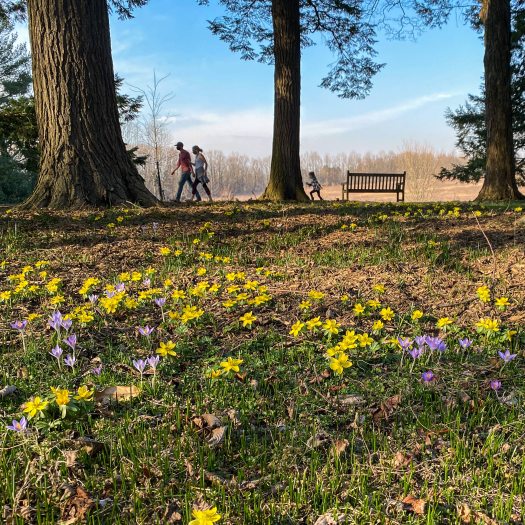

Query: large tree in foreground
[18,0,157,208]
[200,0,381,201]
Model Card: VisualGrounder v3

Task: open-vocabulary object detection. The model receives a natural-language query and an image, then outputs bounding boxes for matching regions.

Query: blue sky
[22,1,485,157]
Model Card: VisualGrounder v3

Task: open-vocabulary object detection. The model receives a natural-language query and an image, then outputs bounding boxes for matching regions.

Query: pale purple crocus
[142,278,151,288]
[133,359,147,373]
[498,350,517,363]
[459,338,472,349]
[490,380,502,391]
[408,347,423,359]
[64,354,76,369]
[147,355,160,371]
[115,282,126,293]
[138,325,154,337]
[422,371,435,383]
[11,320,28,332]
[7,416,27,432]
[48,311,63,331]
[64,334,77,351]
[88,294,99,304]
[414,336,427,348]
[426,336,446,352]
[92,364,103,376]
[152,222,159,232]
[155,297,166,308]
[105,290,116,299]
[50,344,63,361]
[61,318,73,331]
[397,337,412,350]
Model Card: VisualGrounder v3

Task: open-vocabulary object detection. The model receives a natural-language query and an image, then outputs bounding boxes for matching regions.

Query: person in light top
[172,141,201,202]
[306,171,323,200]
[191,145,212,202]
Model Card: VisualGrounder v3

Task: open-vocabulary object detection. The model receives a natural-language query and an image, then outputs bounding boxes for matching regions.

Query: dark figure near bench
[306,171,323,200]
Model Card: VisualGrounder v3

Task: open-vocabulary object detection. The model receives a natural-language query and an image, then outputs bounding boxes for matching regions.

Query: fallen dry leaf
[192,414,226,446]
[401,495,426,515]
[0,385,16,398]
[94,385,140,404]
[313,511,345,524]
[162,503,182,523]
[393,451,413,468]
[60,485,95,525]
[372,395,401,423]
[63,450,78,468]
[332,439,349,457]
[307,432,331,449]
[338,394,365,407]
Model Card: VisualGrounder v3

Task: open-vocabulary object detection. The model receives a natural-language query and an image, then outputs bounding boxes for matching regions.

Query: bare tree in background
[131,72,174,201]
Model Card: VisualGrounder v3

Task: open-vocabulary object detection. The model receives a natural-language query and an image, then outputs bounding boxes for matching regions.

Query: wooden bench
[341,171,406,202]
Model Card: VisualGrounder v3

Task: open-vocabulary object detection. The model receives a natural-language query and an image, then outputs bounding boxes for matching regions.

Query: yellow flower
[131,271,142,282]
[222,299,237,309]
[209,369,223,379]
[239,311,256,328]
[74,385,94,401]
[23,396,49,418]
[0,290,12,301]
[411,310,423,321]
[226,272,236,282]
[495,297,509,310]
[51,387,71,406]
[514,207,523,213]
[357,333,374,347]
[436,317,453,329]
[372,320,384,331]
[172,289,186,301]
[50,295,64,305]
[308,290,325,301]
[475,317,500,333]
[157,341,177,357]
[77,310,95,324]
[340,294,349,303]
[353,303,365,315]
[380,307,394,321]
[323,319,340,335]
[197,267,207,276]
[116,216,124,223]
[35,260,49,269]
[372,284,385,294]
[189,507,221,525]
[299,300,311,311]
[244,280,259,291]
[27,313,41,322]
[220,357,243,374]
[477,285,491,303]
[329,353,352,375]
[367,299,381,309]
[289,321,305,337]
[306,317,322,331]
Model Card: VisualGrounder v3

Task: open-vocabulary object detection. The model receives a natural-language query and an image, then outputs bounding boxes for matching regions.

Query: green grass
[0,201,524,524]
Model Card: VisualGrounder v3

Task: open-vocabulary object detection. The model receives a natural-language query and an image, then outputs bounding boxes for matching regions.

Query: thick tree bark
[477,0,524,201]
[23,0,157,208]
[262,0,309,201]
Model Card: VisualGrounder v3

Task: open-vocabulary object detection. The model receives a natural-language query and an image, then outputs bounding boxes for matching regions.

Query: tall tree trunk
[477,0,524,201]
[262,0,309,201]
[22,0,157,208]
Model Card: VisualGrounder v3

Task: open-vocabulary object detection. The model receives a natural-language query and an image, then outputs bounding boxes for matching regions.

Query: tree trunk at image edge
[477,0,524,201]
[23,0,158,208]
[262,0,309,201]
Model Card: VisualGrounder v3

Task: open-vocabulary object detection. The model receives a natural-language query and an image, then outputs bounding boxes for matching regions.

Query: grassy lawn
[0,200,524,524]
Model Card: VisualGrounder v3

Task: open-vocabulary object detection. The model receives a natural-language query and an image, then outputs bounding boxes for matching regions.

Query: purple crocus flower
[11,320,28,331]
[105,290,116,299]
[7,416,27,432]
[49,345,63,360]
[498,350,517,363]
[154,297,166,308]
[397,337,412,350]
[422,371,435,383]
[88,294,99,304]
[115,282,126,293]
[426,336,445,351]
[61,318,73,331]
[142,278,151,288]
[414,336,427,348]
[408,347,423,359]
[64,354,76,368]
[152,222,159,232]
[92,364,103,375]
[137,325,154,337]
[64,334,77,350]
[490,380,502,391]
[147,355,160,370]
[48,311,63,331]
[133,359,147,374]
[459,338,472,349]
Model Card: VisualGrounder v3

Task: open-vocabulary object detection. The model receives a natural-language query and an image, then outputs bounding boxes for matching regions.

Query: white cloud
[163,92,459,156]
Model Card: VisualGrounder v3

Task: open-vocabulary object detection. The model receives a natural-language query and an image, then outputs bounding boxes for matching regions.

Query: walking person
[172,141,201,202]
[306,171,323,200]
[191,146,212,202]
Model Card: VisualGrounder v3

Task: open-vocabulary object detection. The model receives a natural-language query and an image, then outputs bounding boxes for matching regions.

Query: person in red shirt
[172,142,201,202]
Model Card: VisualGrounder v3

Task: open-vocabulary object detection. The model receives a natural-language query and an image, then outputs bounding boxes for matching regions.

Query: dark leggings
[192,178,212,199]
[310,190,323,201]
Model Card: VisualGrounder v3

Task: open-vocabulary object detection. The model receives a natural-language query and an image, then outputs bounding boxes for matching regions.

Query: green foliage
[198,0,383,99]
[438,6,525,184]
